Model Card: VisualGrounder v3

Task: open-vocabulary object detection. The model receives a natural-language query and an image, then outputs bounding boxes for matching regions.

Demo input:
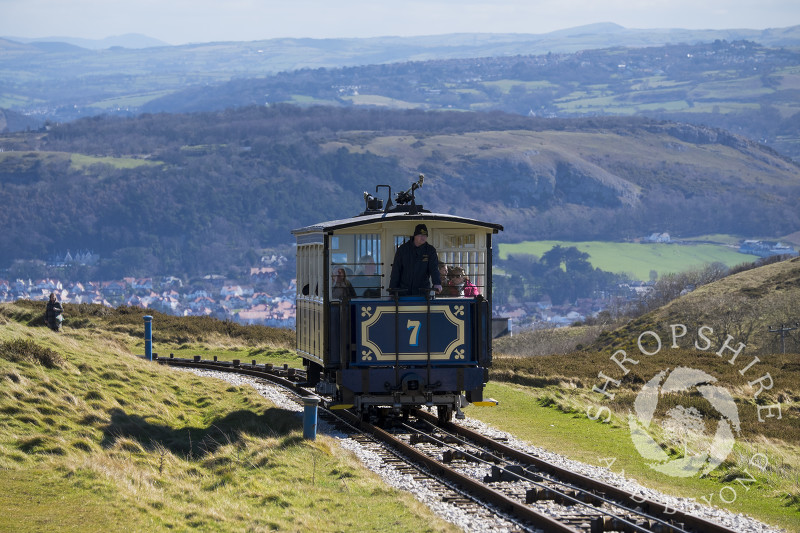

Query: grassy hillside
[4,32,800,160]
[466,378,800,532]
[487,257,800,530]
[596,256,800,354]
[136,39,800,161]
[0,302,456,532]
[499,240,756,280]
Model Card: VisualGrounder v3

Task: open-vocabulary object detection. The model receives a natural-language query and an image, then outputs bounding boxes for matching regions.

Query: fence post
[303,397,320,440]
[143,315,153,361]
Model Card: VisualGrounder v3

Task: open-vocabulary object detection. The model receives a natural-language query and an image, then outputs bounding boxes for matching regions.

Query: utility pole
[768,323,798,354]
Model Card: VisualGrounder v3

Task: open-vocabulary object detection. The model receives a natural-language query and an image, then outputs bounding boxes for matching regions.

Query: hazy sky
[3,0,799,44]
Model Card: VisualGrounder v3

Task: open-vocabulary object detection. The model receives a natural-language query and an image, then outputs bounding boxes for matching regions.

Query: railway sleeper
[602,516,684,533]
[441,449,483,463]
[525,487,597,506]
[484,464,529,482]
[412,433,459,445]
[410,433,442,446]
[560,514,603,533]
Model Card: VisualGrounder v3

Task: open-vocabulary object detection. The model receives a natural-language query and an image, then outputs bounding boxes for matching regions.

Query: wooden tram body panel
[294,206,502,414]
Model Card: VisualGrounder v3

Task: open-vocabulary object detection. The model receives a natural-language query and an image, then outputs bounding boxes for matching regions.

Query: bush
[0,338,65,368]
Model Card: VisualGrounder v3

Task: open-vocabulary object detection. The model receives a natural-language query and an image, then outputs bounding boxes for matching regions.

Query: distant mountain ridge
[1,33,170,49]
[4,23,799,52]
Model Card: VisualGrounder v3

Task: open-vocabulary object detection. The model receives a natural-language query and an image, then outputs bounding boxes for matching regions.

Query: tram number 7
[406,320,421,346]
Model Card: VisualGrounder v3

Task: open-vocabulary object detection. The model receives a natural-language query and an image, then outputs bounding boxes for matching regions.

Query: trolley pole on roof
[768,323,798,354]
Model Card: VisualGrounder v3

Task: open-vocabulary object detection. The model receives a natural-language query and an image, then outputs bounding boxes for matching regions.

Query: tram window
[298,243,322,298]
[329,233,383,298]
[439,232,485,295]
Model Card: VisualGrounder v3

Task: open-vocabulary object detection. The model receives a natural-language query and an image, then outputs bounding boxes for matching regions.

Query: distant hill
[139,40,800,160]
[2,29,799,159]
[1,106,798,279]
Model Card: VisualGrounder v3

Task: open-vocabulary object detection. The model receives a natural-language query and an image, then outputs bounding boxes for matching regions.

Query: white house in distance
[645,232,671,243]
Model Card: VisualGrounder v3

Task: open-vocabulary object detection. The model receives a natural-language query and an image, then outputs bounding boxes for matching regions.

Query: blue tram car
[293,176,503,422]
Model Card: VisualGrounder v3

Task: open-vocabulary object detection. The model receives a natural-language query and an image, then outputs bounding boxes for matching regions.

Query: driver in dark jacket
[389,223,443,296]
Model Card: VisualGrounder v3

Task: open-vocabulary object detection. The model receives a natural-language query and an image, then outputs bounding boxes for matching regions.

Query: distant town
[1,239,795,333]
[1,253,297,329]
[0,265,643,332]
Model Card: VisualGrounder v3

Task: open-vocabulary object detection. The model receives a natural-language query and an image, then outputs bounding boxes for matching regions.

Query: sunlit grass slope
[0,302,457,532]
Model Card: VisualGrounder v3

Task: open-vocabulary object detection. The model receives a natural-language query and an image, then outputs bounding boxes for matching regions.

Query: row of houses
[0,272,296,328]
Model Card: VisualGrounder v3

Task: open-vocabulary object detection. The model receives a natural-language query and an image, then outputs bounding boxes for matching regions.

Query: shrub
[0,339,65,368]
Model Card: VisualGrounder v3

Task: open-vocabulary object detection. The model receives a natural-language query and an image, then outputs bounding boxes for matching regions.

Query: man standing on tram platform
[389,223,443,296]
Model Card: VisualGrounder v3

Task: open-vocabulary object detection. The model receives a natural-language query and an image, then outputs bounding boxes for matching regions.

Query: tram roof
[292,211,504,236]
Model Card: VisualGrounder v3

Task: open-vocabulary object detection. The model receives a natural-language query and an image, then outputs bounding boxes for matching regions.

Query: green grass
[87,90,177,109]
[690,76,775,100]
[154,344,300,366]
[0,468,155,532]
[6,300,295,349]
[0,151,161,173]
[342,94,423,109]
[499,240,756,280]
[0,303,457,532]
[70,154,162,170]
[288,94,340,106]
[0,94,40,108]
[480,79,559,93]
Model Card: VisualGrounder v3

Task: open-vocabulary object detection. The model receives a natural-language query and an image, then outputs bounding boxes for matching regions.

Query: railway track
[157,355,746,533]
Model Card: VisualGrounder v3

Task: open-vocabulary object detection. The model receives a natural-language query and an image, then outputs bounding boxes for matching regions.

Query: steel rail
[157,357,313,399]
[415,409,739,533]
[333,408,582,533]
[403,418,668,533]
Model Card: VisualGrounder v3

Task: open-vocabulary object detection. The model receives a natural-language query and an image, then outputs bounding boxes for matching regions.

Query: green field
[70,153,162,170]
[343,94,422,109]
[499,240,756,280]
